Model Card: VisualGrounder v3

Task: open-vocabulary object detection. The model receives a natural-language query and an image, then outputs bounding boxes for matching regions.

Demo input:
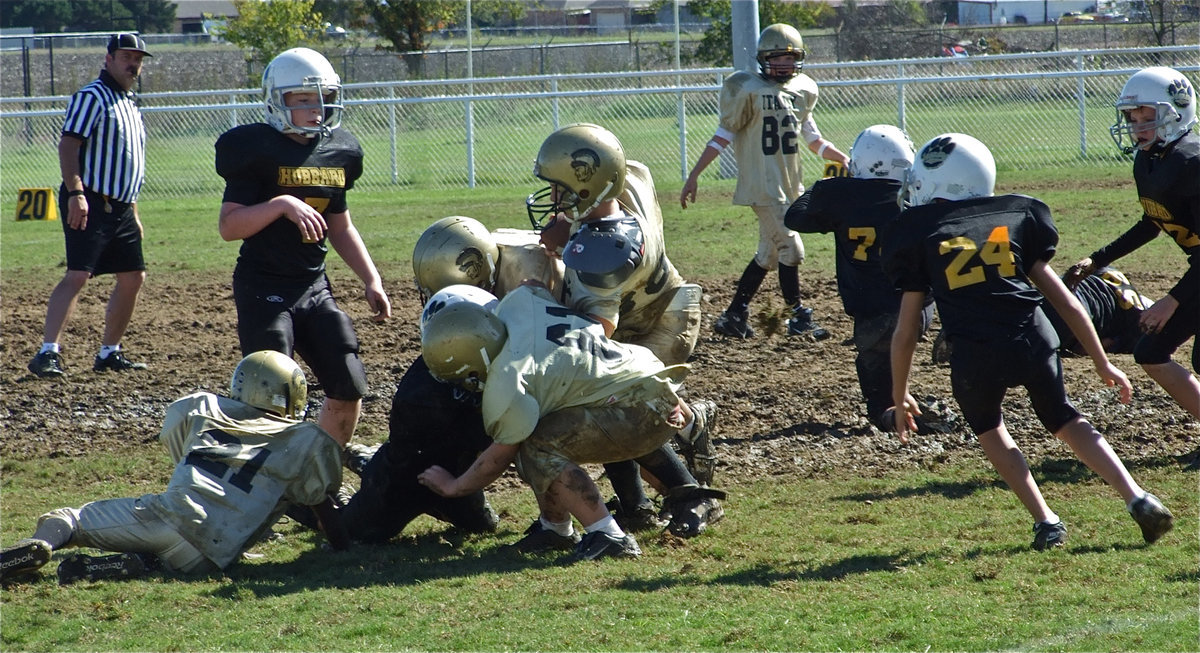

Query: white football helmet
[848,124,914,182]
[420,284,500,337]
[421,302,507,393]
[263,47,343,137]
[906,133,996,207]
[1110,67,1197,154]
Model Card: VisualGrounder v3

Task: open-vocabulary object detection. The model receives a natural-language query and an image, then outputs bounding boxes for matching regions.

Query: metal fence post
[389,85,398,184]
[1076,54,1087,158]
[551,78,559,129]
[466,99,476,188]
[896,63,906,131]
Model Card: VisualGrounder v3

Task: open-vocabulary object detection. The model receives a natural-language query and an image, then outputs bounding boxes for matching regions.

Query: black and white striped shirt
[61,69,147,204]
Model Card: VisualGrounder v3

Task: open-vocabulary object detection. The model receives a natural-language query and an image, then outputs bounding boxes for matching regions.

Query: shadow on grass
[834,455,1189,504]
[616,550,939,592]
[208,528,568,599]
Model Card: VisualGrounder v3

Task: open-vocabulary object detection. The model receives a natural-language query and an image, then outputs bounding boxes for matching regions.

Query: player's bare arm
[1030,261,1133,403]
[218,197,328,242]
[680,134,730,208]
[890,291,927,443]
[326,210,391,322]
[57,135,89,230]
[418,442,520,498]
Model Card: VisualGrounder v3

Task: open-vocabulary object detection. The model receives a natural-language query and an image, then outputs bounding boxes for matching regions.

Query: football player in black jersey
[1045,267,1153,357]
[786,125,934,431]
[1065,67,1199,421]
[215,48,391,447]
[884,133,1174,550]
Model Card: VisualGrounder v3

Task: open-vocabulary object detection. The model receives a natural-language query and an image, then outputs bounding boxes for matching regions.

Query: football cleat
[1128,493,1174,544]
[28,351,66,378]
[570,531,641,562]
[0,539,52,582]
[787,306,831,340]
[56,552,158,585]
[93,351,148,372]
[662,485,727,538]
[511,520,580,554]
[713,311,755,339]
[1031,520,1067,551]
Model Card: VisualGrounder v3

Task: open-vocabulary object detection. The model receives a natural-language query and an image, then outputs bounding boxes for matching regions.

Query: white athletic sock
[539,515,574,538]
[1038,512,1061,526]
[98,344,121,359]
[39,342,60,355]
[583,515,625,539]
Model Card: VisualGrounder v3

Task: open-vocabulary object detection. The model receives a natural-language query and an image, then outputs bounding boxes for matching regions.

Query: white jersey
[492,228,564,299]
[481,286,688,446]
[147,393,343,569]
[719,70,820,205]
[562,160,685,339]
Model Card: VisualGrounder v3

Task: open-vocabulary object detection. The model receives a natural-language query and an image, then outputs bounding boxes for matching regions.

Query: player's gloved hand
[1063,258,1094,289]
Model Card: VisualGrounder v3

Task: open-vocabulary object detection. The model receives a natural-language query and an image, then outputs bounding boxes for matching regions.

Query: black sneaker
[572,531,641,562]
[0,539,52,582]
[93,351,148,372]
[1031,520,1067,550]
[56,552,156,585]
[713,311,755,339]
[617,503,668,533]
[787,306,831,340]
[511,520,580,554]
[1128,493,1174,544]
[27,351,65,378]
[679,399,718,486]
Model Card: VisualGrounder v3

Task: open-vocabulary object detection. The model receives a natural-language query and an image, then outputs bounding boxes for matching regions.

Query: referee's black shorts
[60,186,145,276]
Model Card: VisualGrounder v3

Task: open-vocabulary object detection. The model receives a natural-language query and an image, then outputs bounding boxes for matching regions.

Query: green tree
[68,0,136,31]
[1141,0,1197,48]
[832,0,929,61]
[682,0,833,66]
[364,0,461,78]
[217,0,326,73]
[122,0,177,33]
[0,0,72,31]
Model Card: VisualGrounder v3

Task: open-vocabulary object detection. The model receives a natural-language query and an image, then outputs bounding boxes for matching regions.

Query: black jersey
[1091,132,1200,302]
[884,194,1059,344]
[1045,269,1146,355]
[787,176,915,319]
[215,123,364,284]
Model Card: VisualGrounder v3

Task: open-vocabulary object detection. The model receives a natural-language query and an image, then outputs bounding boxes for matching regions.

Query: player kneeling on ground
[0,351,346,585]
[883,133,1174,550]
[417,283,711,562]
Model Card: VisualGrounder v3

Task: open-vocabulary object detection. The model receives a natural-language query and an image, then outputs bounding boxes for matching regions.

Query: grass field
[1,163,1196,651]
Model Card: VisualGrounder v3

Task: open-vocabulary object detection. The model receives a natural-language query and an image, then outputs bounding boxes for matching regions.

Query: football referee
[28,33,152,378]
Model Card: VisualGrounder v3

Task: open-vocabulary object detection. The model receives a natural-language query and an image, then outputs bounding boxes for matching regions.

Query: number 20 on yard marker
[14,188,58,221]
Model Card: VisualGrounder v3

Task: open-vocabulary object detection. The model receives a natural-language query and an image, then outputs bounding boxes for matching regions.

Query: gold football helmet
[421,302,507,393]
[229,350,307,419]
[527,123,626,229]
[412,216,500,303]
[757,24,805,82]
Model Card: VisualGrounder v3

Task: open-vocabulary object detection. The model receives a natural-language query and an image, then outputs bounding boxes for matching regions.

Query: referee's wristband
[66,189,86,197]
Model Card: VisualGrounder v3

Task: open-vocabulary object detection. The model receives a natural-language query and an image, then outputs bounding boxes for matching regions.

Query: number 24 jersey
[883,194,1060,344]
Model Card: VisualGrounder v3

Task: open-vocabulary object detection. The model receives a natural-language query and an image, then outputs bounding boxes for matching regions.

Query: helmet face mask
[756,24,806,83]
[905,133,996,207]
[1109,67,1197,154]
[848,124,914,182]
[263,47,343,138]
[412,216,500,303]
[528,123,626,229]
[421,302,507,392]
[229,351,308,420]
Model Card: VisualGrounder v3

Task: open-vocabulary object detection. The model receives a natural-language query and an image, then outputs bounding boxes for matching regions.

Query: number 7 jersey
[150,392,343,569]
[719,70,819,205]
[883,194,1060,344]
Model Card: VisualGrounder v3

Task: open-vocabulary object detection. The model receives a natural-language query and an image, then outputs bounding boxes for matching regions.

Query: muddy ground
[2,270,1196,490]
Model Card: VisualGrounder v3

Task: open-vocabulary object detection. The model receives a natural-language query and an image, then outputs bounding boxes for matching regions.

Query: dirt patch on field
[1,269,1195,486]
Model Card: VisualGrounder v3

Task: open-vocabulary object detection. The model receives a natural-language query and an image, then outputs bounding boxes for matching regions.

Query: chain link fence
[1,46,1196,202]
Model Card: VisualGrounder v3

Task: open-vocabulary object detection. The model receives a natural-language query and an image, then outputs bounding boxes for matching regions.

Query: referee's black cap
[108,33,152,57]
